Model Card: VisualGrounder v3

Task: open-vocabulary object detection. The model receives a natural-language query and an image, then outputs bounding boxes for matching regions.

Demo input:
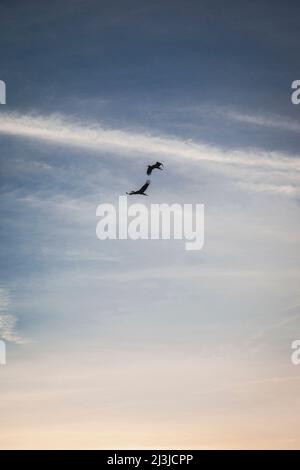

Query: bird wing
[139,179,151,193]
[147,166,152,175]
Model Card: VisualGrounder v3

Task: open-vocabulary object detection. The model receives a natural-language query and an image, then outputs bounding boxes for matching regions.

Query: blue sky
[0,0,300,449]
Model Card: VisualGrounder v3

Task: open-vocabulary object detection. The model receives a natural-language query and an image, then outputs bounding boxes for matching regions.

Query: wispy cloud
[237,181,300,196]
[222,109,300,134]
[0,114,300,187]
[97,265,300,283]
[0,287,26,344]
[246,303,300,353]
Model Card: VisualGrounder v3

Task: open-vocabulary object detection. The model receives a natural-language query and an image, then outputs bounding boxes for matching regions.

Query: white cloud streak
[0,286,26,344]
[0,112,300,173]
[222,109,300,133]
[1,112,300,198]
[237,181,300,196]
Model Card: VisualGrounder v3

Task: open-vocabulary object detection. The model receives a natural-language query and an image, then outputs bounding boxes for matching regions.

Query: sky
[0,0,300,450]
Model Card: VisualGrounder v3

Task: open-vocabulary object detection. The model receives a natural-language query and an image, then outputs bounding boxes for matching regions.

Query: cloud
[221,109,300,134]
[237,181,300,196]
[0,286,26,344]
[97,265,300,283]
[246,303,300,353]
[0,112,299,197]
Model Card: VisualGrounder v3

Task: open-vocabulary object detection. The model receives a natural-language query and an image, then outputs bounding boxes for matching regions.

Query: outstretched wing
[156,161,163,168]
[139,179,151,193]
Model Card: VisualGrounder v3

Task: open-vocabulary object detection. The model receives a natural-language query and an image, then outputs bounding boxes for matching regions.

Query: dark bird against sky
[147,162,164,175]
[126,179,151,196]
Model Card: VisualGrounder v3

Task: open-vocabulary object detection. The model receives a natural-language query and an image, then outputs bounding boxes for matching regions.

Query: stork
[147,162,164,175]
[126,180,151,196]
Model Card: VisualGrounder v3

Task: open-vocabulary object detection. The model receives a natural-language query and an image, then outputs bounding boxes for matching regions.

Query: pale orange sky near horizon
[1,347,300,450]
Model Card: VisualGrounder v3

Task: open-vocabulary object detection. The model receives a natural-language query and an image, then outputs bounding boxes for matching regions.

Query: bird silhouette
[147,162,164,175]
[126,180,151,196]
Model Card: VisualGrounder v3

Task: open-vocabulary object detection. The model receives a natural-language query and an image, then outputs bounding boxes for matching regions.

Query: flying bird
[147,162,164,175]
[126,180,151,196]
